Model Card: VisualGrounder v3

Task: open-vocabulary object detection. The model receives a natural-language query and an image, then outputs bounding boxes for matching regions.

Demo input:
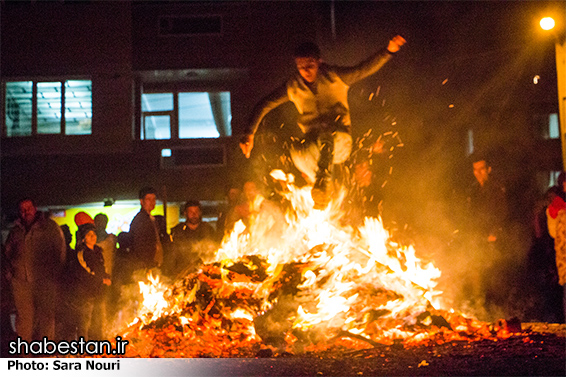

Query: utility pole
[541,15,566,169]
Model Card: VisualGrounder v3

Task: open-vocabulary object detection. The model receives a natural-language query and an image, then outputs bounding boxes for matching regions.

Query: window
[535,112,560,140]
[141,91,231,140]
[3,79,92,137]
[161,146,226,168]
[141,93,173,140]
[5,81,32,136]
[548,113,559,139]
[65,80,93,135]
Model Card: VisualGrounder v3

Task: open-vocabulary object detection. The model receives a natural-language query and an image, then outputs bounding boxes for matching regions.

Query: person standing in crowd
[167,200,216,277]
[60,224,75,261]
[74,211,94,248]
[94,213,117,282]
[129,187,163,272]
[463,155,509,316]
[344,136,390,226]
[546,172,566,244]
[466,156,508,244]
[239,35,406,209]
[153,214,172,269]
[109,230,134,326]
[55,224,77,341]
[3,198,66,342]
[93,213,118,335]
[216,185,242,241]
[229,181,265,228]
[528,172,565,322]
[227,181,286,247]
[69,223,111,341]
[546,172,566,322]
[1,243,17,356]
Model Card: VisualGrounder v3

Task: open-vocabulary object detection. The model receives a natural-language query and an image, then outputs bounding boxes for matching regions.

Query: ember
[118,172,524,358]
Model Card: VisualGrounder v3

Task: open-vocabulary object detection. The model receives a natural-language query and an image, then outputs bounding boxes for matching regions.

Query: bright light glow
[137,272,170,325]
[533,75,540,84]
[540,17,556,31]
[161,148,172,157]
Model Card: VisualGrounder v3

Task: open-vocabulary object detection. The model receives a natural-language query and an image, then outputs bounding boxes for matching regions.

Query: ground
[189,323,565,376]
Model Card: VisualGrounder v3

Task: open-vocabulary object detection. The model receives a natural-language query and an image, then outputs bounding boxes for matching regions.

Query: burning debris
[118,173,524,358]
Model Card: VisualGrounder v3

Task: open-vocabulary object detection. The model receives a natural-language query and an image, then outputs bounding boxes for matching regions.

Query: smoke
[233,7,547,322]
[344,69,538,322]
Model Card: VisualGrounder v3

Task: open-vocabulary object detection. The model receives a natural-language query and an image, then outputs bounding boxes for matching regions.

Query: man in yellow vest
[240,35,406,209]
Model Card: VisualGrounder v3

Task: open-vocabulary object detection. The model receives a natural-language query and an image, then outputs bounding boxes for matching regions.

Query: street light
[540,17,556,31]
[540,15,566,169]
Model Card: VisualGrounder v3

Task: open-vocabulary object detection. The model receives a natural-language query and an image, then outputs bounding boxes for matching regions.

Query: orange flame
[131,170,452,346]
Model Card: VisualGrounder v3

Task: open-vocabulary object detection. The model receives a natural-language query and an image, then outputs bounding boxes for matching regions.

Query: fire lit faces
[227,188,241,205]
[295,57,321,83]
[472,160,491,186]
[84,230,97,249]
[243,182,259,202]
[140,193,157,214]
[185,206,202,225]
[19,200,37,226]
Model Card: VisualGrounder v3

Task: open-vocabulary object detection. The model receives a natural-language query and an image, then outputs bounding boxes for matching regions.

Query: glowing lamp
[540,17,556,31]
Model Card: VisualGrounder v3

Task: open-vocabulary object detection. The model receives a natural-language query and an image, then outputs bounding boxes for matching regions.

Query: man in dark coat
[462,155,509,314]
[129,187,163,271]
[3,198,66,342]
[167,200,216,277]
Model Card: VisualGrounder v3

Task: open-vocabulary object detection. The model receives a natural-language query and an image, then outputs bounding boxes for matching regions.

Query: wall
[0,1,318,213]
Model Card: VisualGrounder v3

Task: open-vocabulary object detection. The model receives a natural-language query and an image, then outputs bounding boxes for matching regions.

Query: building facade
[1,1,562,232]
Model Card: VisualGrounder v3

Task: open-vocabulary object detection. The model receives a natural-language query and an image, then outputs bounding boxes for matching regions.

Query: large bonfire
[119,171,513,358]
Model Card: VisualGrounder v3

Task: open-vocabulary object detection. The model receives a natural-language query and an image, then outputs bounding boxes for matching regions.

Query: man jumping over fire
[240,35,406,209]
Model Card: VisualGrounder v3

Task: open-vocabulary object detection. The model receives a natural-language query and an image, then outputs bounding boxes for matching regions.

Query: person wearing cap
[68,223,111,341]
[239,35,406,209]
[73,211,94,249]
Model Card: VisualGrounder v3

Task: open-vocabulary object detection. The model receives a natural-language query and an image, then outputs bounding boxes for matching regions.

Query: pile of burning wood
[118,174,520,358]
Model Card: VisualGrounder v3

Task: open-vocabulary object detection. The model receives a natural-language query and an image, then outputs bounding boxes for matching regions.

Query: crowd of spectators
[0,182,286,351]
[1,161,565,355]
